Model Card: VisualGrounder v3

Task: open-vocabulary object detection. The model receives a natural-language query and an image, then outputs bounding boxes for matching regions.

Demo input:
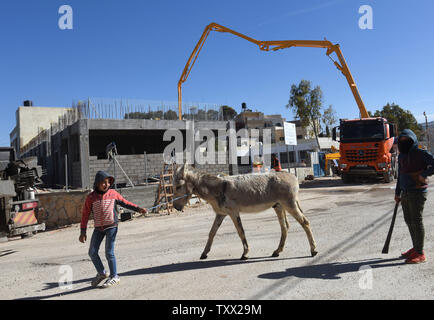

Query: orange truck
[333,118,398,183]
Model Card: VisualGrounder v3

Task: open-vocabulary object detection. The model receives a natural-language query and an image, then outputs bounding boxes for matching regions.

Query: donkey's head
[173,164,194,211]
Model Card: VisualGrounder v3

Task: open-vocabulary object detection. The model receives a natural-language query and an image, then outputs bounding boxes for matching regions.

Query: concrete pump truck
[177,23,398,183]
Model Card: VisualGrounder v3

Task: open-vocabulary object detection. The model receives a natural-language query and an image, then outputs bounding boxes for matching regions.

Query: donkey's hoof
[271,251,280,258]
[311,250,318,257]
[200,254,208,260]
[240,255,249,261]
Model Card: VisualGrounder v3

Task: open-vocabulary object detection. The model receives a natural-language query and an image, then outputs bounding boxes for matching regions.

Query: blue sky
[1,0,433,145]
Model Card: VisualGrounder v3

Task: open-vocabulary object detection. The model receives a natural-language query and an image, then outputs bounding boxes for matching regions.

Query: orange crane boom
[178,22,369,120]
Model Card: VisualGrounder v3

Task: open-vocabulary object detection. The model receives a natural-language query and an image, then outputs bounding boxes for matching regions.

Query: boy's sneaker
[401,248,415,258]
[405,252,426,264]
[102,275,120,288]
[91,272,109,287]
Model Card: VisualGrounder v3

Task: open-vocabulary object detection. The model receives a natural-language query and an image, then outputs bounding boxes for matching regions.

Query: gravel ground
[0,177,432,300]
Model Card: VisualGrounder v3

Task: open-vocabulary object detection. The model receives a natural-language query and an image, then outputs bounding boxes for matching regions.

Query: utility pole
[423,111,430,151]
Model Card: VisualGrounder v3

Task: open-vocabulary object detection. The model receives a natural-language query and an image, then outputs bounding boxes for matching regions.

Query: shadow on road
[300,178,345,189]
[16,275,96,300]
[300,177,386,189]
[0,250,17,258]
[119,255,312,277]
[16,281,97,300]
[257,257,404,280]
[15,256,311,300]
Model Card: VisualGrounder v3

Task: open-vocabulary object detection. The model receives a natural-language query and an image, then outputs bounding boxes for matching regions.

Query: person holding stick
[395,129,434,264]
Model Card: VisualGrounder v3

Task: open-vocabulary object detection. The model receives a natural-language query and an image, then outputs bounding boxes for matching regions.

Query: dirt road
[0,178,432,300]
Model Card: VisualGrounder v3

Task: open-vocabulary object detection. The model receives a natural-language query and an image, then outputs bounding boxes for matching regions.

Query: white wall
[14,106,72,148]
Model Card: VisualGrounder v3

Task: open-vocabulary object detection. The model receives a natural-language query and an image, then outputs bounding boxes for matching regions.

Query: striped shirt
[81,189,141,233]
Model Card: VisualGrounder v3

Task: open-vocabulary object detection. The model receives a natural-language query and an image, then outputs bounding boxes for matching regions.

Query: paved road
[0,178,432,300]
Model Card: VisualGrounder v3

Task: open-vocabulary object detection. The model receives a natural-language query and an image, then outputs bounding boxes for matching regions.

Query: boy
[395,129,434,264]
[79,171,147,288]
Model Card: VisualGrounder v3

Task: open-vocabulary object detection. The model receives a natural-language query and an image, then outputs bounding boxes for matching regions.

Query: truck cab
[333,117,397,183]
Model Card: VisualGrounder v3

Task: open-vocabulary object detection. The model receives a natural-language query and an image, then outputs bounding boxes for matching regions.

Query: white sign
[284,122,297,145]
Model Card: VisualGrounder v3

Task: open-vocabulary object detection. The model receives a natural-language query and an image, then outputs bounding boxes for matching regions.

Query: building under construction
[13,100,237,189]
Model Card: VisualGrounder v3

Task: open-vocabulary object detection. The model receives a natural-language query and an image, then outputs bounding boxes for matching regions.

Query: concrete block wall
[89,152,235,186]
[194,151,231,175]
[237,165,253,175]
[71,161,81,188]
[89,154,162,187]
[144,153,166,177]
[117,184,160,210]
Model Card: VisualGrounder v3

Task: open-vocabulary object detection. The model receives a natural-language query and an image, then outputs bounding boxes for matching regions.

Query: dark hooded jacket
[395,129,434,196]
[93,170,115,193]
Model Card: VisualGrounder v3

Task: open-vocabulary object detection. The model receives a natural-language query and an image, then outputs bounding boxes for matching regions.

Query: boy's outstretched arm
[115,192,147,214]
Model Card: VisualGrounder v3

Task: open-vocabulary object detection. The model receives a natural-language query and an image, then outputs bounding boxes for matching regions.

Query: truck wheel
[342,174,351,184]
[21,232,34,239]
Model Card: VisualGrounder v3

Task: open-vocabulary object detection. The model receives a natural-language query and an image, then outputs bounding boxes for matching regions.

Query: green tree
[287,80,323,150]
[164,109,178,120]
[322,105,337,137]
[220,105,237,121]
[371,103,422,138]
[124,112,145,119]
[206,109,219,120]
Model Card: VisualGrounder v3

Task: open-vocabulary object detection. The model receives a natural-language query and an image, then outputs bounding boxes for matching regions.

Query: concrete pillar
[78,119,90,189]
[227,120,238,175]
[295,147,300,163]
[66,129,73,188]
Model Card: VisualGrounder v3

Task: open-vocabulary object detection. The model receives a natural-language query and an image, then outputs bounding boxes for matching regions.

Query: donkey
[173,164,318,260]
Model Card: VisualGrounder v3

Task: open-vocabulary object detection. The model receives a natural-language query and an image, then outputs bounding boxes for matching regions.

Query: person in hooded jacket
[395,129,434,264]
[79,171,147,288]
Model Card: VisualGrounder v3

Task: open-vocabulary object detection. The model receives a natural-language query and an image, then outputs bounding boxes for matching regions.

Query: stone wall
[37,190,90,229]
[36,184,160,230]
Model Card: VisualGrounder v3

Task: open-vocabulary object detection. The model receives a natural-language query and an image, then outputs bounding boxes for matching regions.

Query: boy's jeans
[401,191,426,254]
[88,227,118,277]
